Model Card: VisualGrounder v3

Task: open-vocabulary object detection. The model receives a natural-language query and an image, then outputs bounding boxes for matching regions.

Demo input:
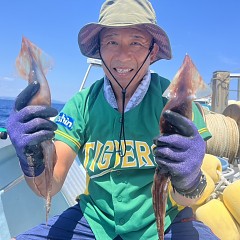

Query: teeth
[116,68,131,73]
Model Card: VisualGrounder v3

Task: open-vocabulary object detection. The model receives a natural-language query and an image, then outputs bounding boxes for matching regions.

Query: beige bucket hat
[78,0,172,63]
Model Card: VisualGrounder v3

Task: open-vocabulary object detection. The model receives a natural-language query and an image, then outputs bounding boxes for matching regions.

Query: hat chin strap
[99,41,154,157]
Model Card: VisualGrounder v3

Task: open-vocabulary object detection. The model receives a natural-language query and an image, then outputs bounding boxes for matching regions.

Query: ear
[150,43,159,63]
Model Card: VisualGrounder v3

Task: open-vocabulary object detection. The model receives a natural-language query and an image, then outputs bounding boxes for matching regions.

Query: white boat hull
[0,138,86,238]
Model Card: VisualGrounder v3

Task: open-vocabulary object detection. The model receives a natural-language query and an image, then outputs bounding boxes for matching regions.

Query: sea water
[0,99,65,129]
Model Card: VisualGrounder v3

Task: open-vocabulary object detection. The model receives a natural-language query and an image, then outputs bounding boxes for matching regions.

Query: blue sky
[0,0,240,102]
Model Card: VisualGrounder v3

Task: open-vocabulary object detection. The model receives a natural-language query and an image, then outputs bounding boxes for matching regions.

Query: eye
[106,40,118,46]
[131,41,143,46]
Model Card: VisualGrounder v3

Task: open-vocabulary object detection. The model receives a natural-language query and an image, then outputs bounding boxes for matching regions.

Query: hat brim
[78,23,172,63]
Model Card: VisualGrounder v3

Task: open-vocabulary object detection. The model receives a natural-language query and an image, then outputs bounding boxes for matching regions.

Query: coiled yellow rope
[204,110,239,163]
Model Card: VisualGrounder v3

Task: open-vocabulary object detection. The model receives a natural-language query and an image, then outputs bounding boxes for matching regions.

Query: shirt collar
[103,70,151,112]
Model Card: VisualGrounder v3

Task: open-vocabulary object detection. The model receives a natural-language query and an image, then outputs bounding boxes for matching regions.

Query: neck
[114,87,133,113]
[107,71,150,113]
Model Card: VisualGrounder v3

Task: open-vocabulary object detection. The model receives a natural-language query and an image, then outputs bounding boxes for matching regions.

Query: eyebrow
[102,32,147,40]
[101,32,118,38]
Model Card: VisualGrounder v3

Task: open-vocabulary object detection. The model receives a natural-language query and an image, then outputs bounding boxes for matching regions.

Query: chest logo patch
[56,112,74,130]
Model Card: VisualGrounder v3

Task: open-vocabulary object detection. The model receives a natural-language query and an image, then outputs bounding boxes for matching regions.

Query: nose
[115,44,132,62]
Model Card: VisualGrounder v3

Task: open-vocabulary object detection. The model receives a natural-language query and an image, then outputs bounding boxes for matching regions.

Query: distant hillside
[0,96,15,100]
[0,96,65,104]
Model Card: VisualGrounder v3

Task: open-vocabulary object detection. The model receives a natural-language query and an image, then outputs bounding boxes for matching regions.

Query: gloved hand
[6,81,58,177]
[153,110,206,194]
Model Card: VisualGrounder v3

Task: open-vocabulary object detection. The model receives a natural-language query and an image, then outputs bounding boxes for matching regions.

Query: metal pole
[79,58,102,92]
[0,175,24,193]
[229,73,240,101]
[79,64,93,91]
[238,78,240,101]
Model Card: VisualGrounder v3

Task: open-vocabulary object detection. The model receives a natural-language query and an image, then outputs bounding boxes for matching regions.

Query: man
[7,0,219,239]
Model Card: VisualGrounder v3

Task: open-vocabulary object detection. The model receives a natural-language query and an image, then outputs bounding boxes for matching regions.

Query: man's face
[99,27,158,90]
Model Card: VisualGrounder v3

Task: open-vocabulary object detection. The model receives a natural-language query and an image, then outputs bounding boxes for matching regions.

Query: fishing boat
[0,58,239,239]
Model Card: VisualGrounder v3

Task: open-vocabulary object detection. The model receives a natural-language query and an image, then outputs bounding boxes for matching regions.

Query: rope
[206,170,231,202]
[206,167,240,202]
[204,110,239,163]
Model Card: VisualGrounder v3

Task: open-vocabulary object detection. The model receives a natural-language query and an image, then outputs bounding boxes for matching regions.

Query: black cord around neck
[100,40,154,157]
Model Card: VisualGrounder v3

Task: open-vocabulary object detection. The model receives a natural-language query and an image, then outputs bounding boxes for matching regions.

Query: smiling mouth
[114,68,133,74]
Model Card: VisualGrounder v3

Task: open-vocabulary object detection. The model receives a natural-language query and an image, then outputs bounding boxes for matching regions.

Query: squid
[152,54,211,239]
[16,36,56,223]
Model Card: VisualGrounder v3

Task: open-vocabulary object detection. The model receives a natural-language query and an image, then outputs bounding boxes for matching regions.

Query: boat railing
[79,58,102,91]
[0,175,24,194]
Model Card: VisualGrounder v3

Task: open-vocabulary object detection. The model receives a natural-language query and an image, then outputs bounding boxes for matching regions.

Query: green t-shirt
[54,73,211,240]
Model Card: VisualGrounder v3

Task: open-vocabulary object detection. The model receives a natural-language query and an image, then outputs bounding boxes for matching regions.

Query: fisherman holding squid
[7,0,219,239]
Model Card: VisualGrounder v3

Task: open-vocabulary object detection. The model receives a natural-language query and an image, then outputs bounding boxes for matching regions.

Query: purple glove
[6,82,58,177]
[153,110,206,193]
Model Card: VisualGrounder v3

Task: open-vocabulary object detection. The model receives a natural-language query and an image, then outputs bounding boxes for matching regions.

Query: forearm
[24,170,64,198]
[24,141,77,198]
[170,188,200,206]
